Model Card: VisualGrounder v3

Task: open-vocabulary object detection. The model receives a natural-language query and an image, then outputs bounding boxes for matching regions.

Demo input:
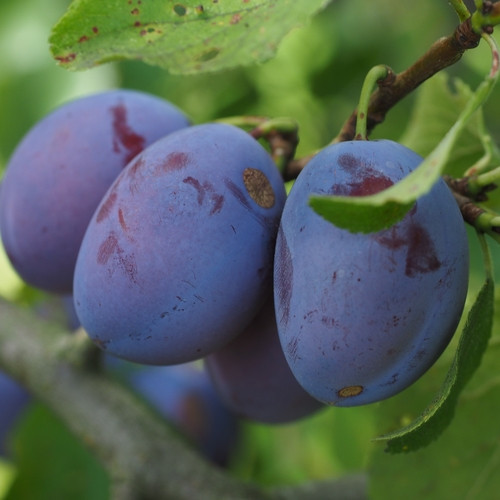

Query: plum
[274,139,469,406]
[0,90,190,293]
[74,123,286,365]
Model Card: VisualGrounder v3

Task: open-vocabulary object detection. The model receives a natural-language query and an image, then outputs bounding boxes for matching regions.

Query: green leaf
[49,0,333,74]
[400,74,491,179]
[373,275,494,453]
[310,51,499,234]
[6,404,108,500]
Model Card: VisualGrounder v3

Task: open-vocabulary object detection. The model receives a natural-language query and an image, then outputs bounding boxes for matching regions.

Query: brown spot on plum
[321,316,335,328]
[127,156,145,180]
[183,177,205,205]
[156,152,190,175]
[349,174,393,196]
[96,191,118,223]
[110,103,145,165]
[119,253,138,284]
[375,226,406,250]
[405,223,441,277]
[275,226,293,326]
[243,168,275,208]
[338,385,363,398]
[97,233,119,265]
[334,153,394,196]
[118,208,128,233]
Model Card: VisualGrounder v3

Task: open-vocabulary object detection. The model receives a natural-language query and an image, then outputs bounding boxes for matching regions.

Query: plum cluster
[0,90,469,427]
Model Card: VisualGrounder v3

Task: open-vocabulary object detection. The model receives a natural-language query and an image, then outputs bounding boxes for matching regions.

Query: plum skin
[73,123,286,365]
[205,299,324,424]
[274,139,469,407]
[0,90,190,293]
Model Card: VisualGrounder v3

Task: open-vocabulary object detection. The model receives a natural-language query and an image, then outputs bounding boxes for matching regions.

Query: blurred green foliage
[1,1,500,499]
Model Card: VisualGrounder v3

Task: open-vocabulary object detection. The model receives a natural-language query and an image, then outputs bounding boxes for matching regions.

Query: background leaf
[369,280,500,500]
[49,0,333,74]
[5,404,108,500]
[374,275,495,453]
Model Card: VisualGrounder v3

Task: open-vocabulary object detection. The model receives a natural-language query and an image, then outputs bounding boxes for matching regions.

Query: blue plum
[205,299,324,423]
[107,360,239,466]
[74,123,286,365]
[274,140,469,406]
[0,372,30,457]
[0,90,190,293]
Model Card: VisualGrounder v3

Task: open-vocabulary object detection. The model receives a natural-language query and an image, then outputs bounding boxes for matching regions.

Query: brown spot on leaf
[231,13,242,24]
[131,8,140,15]
[55,53,76,64]
[79,35,89,43]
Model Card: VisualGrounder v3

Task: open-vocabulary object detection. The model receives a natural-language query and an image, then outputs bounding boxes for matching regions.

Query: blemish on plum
[337,385,363,398]
[157,152,190,174]
[275,226,293,326]
[97,233,119,265]
[118,208,128,233]
[243,168,275,208]
[224,178,269,227]
[110,103,146,165]
[182,176,224,214]
[119,253,138,284]
[405,223,441,277]
[96,191,118,223]
[287,337,299,362]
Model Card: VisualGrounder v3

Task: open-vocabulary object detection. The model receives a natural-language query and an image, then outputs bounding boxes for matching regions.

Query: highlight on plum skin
[73,123,287,366]
[274,139,470,407]
[0,89,190,294]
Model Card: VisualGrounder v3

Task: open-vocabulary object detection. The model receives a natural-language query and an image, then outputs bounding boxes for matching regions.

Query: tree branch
[0,299,368,499]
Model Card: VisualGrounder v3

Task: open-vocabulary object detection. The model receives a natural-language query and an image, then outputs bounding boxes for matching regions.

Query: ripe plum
[274,140,469,406]
[205,299,324,423]
[0,90,190,293]
[74,123,286,365]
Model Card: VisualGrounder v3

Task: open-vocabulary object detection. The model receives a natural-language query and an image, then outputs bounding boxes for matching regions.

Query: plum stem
[354,65,392,141]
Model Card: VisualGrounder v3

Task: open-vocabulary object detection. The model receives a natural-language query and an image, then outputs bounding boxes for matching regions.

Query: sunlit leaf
[50,0,333,74]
